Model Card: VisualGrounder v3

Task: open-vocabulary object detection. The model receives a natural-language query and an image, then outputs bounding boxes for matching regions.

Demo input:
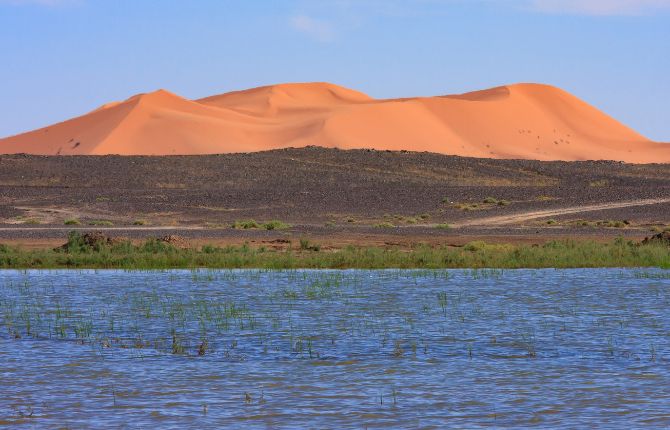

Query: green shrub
[61,231,90,253]
[64,219,80,225]
[202,245,219,254]
[263,220,290,230]
[299,238,320,252]
[464,241,488,251]
[300,238,310,250]
[435,223,451,230]
[232,220,261,229]
[140,238,176,253]
[375,222,395,229]
[483,197,498,204]
[133,220,148,226]
[110,240,134,254]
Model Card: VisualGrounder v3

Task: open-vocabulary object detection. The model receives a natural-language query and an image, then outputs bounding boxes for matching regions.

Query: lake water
[1,269,669,428]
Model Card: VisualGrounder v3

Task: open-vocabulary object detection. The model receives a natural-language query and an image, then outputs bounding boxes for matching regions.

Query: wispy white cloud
[291,0,670,19]
[526,0,670,15]
[290,14,335,42]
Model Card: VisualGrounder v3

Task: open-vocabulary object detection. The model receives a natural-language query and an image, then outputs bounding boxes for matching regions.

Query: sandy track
[1,197,667,233]
[0,226,208,232]
[0,198,668,231]
[451,198,670,227]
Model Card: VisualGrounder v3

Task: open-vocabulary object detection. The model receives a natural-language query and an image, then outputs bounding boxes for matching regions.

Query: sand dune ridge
[1,82,667,163]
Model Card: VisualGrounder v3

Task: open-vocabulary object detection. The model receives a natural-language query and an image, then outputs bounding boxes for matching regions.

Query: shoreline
[1,234,668,270]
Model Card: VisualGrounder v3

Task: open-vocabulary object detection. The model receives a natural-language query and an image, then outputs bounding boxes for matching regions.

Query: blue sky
[1,0,669,140]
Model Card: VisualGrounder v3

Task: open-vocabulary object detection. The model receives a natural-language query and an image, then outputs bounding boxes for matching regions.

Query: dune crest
[1,82,667,163]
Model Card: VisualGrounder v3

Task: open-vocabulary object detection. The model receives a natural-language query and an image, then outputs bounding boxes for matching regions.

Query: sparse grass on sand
[89,220,114,226]
[455,197,510,211]
[0,234,668,269]
[232,220,291,230]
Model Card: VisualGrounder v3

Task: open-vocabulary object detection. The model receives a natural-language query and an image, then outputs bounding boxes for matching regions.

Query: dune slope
[1,82,667,162]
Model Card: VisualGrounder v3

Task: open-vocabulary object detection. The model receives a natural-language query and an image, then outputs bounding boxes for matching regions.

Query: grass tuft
[232,220,261,229]
[263,220,291,230]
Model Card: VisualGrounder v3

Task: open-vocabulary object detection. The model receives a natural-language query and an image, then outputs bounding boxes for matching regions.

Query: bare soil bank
[1,147,669,247]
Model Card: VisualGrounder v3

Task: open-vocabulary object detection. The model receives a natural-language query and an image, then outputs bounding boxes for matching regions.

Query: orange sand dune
[1,82,668,163]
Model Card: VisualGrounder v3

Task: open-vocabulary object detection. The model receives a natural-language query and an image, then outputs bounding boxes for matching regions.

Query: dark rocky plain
[1,147,669,248]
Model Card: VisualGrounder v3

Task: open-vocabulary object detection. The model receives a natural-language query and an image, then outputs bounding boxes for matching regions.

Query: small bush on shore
[64,219,80,225]
[299,238,320,252]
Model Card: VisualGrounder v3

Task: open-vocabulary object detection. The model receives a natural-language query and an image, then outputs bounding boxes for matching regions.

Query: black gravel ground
[1,147,669,243]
